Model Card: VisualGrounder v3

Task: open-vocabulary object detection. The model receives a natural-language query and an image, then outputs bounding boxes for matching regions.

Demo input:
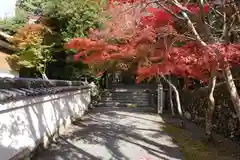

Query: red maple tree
[66,0,240,139]
[66,3,240,83]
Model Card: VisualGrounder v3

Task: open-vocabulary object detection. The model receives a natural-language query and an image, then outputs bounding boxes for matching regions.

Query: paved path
[34,107,184,160]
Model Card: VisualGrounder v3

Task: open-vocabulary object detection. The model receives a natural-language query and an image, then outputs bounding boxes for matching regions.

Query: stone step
[98,100,149,104]
[101,91,150,94]
[97,87,153,107]
[100,88,152,93]
[96,101,149,107]
[101,92,150,96]
[98,99,149,104]
[100,97,149,102]
[100,93,150,97]
[110,84,157,90]
[100,96,150,102]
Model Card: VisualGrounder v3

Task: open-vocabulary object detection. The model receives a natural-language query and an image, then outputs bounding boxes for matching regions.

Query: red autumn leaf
[66,2,240,84]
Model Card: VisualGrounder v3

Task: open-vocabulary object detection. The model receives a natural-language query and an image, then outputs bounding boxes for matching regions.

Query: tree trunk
[205,72,216,140]
[161,75,182,116]
[168,76,175,116]
[42,60,48,80]
[162,75,184,127]
[41,73,48,80]
[223,67,240,122]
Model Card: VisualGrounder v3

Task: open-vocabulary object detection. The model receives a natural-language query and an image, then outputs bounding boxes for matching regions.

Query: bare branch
[171,0,191,13]
[184,0,191,6]
[160,0,209,45]
[220,12,227,40]
[156,2,184,20]
[199,0,206,23]
[229,0,240,23]
[181,12,207,45]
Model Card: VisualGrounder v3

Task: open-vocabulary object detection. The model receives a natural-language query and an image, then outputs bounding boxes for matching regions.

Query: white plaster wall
[0,89,91,160]
[0,72,18,78]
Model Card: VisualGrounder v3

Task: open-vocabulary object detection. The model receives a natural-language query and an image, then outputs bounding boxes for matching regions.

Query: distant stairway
[97,85,155,107]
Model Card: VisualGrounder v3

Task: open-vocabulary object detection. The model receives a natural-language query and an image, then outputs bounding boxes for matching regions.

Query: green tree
[43,0,104,41]
[0,0,44,35]
[7,24,54,79]
[41,0,105,80]
[2,0,105,80]
[0,8,28,35]
[16,0,43,15]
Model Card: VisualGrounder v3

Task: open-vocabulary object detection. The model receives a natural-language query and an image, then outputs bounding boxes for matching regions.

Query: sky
[0,0,16,19]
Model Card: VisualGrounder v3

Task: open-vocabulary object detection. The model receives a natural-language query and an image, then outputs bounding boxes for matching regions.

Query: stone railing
[0,78,92,160]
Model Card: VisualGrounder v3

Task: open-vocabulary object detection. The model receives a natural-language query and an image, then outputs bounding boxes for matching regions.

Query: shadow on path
[33,107,184,160]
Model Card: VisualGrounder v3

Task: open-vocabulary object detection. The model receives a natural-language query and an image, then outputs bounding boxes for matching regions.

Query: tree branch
[181,12,207,46]
[156,2,184,20]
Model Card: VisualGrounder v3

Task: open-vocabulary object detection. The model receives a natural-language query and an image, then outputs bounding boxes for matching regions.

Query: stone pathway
[33,107,184,160]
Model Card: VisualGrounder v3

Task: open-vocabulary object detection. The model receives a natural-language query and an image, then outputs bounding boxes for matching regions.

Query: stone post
[157,83,163,114]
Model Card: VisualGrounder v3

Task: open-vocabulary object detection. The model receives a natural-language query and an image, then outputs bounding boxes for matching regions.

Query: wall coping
[0,89,89,113]
[0,77,91,103]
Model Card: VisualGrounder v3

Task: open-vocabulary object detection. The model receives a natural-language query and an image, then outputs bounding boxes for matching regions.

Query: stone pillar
[157,83,163,114]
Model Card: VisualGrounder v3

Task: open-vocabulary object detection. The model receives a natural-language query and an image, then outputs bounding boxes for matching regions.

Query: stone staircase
[97,85,156,107]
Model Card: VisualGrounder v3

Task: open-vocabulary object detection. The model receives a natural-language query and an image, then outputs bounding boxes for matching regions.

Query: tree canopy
[66,2,240,82]
[2,0,106,80]
[66,0,240,138]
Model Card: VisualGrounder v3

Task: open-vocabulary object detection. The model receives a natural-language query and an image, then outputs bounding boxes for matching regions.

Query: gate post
[157,83,163,114]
